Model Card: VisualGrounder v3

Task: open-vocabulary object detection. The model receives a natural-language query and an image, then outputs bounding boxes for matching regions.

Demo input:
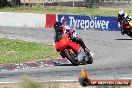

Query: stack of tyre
[9,0,21,6]
[0,0,7,6]
[0,0,21,6]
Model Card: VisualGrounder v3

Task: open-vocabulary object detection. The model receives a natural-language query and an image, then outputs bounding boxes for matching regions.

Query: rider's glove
[72,31,77,37]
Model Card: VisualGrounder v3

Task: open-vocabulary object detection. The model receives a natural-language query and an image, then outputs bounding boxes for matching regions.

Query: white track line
[0,78,131,84]
[0,80,78,84]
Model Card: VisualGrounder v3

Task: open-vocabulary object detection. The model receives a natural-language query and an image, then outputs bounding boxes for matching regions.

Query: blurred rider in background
[118,9,132,35]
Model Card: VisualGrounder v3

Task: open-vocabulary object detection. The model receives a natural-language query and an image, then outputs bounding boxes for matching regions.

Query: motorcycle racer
[118,9,132,35]
[54,21,90,58]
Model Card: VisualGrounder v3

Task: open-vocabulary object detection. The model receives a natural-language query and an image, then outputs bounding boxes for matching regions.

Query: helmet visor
[55,25,62,32]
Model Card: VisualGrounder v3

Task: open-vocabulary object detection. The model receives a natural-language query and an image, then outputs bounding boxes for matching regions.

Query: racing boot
[84,47,90,52]
[121,29,125,35]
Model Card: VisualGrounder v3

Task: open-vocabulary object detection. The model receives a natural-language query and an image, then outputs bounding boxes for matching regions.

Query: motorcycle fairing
[55,34,80,52]
[129,20,132,26]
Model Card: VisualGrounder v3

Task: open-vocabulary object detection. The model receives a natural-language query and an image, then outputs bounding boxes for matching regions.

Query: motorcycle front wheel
[85,51,93,64]
[129,33,132,38]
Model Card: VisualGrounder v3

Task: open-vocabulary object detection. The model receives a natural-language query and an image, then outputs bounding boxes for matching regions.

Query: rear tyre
[64,50,79,66]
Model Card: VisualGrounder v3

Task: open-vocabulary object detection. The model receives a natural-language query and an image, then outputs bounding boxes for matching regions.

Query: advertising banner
[57,14,120,31]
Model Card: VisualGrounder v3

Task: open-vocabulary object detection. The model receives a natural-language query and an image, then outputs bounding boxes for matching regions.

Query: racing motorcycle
[120,19,132,38]
[55,32,93,66]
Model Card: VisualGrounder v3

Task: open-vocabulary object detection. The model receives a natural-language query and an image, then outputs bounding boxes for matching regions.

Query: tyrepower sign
[57,14,120,31]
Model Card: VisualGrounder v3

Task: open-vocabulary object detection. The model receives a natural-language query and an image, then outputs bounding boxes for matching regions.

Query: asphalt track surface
[0,26,132,83]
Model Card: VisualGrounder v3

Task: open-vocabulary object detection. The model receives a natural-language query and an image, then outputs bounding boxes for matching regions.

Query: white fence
[99,0,132,3]
[0,12,46,28]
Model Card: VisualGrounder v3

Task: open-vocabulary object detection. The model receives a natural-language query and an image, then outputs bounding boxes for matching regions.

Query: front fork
[60,51,65,58]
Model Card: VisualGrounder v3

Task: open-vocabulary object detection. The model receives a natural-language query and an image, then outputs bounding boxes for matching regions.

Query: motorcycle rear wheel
[64,50,80,66]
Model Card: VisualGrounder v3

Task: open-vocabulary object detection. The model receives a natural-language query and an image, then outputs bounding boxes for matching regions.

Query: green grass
[21,77,42,88]
[0,38,59,64]
[21,76,59,88]
[1,5,132,16]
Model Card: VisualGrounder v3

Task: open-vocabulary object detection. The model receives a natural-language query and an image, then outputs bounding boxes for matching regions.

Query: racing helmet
[118,10,125,19]
[54,22,63,32]
[118,9,128,20]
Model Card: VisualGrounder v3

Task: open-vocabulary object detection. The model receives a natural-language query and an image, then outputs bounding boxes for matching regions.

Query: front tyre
[64,50,79,66]
[85,51,93,64]
[128,29,132,38]
[129,32,132,38]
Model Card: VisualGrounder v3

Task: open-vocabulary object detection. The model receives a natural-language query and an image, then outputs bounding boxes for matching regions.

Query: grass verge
[1,5,132,16]
[0,81,130,88]
[21,77,121,88]
[0,38,59,64]
[21,77,42,88]
[21,76,59,88]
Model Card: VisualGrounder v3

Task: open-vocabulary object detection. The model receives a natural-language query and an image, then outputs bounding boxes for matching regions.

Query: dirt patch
[0,84,20,88]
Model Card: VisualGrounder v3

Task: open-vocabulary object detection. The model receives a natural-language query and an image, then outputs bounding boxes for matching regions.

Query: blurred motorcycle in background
[118,9,132,38]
